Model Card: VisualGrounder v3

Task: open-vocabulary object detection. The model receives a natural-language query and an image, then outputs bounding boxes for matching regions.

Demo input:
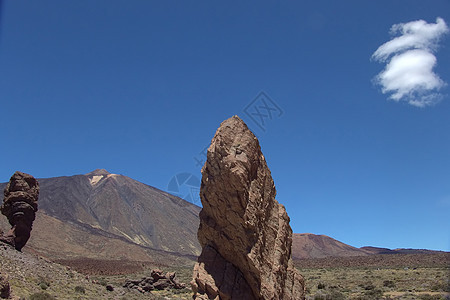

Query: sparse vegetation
[74,285,85,293]
[39,282,48,290]
[97,278,108,286]
[317,282,326,289]
[301,266,450,300]
[2,238,449,300]
[29,292,56,300]
[362,288,384,299]
[417,294,446,300]
[383,280,396,288]
[37,276,51,290]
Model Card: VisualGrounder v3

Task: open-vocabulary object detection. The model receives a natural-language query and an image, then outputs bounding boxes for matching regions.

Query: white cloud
[372,18,449,107]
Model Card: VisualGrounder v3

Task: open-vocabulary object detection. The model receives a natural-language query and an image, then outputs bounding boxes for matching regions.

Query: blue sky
[0,1,449,251]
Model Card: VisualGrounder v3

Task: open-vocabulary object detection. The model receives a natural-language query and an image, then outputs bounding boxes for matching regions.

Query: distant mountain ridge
[0,170,444,262]
[359,246,443,255]
[292,233,368,259]
[291,233,446,259]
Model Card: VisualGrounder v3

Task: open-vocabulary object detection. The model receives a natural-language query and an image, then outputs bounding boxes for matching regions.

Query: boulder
[191,116,305,300]
[106,284,114,292]
[153,278,171,290]
[0,171,39,251]
[150,269,165,281]
[123,269,185,293]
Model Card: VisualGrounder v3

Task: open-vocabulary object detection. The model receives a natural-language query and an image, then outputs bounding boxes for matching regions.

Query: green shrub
[98,278,108,286]
[37,276,51,290]
[431,282,447,292]
[39,282,48,290]
[360,282,375,290]
[418,294,443,300]
[312,289,346,300]
[328,289,346,300]
[29,292,56,300]
[74,286,85,294]
[317,282,326,289]
[363,288,383,299]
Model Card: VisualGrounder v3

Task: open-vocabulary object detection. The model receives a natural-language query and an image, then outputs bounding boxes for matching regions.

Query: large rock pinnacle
[0,171,39,251]
[191,116,305,300]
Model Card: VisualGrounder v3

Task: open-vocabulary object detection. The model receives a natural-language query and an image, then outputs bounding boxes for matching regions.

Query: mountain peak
[85,169,110,176]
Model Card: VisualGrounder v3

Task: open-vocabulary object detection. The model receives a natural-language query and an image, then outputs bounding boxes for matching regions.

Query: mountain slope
[360,246,443,255]
[292,233,369,259]
[1,170,444,261]
[291,234,446,259]
[0,169,201,259]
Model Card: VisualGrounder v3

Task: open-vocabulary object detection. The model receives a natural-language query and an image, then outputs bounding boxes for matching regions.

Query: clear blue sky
[1,1,449,251]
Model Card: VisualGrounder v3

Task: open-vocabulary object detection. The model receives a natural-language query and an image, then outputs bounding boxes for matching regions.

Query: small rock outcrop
[191,116,305,299]
[123,269,186,293]
[0,171,39,251]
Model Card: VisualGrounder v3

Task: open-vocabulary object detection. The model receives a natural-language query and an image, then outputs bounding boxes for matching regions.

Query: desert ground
[2,242,448,300]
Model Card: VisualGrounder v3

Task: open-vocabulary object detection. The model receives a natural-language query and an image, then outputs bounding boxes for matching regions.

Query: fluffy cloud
[372,18,449,107]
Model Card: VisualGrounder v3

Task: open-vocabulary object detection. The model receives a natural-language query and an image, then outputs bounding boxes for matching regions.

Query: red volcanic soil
[292,233,368,259]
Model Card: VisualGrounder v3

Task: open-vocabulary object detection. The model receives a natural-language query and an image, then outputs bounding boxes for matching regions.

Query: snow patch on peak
[86,169,110,176]
[89,175,104,185]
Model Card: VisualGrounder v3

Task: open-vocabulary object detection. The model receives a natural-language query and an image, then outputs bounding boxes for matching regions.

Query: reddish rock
[150,269,165,281]
[0,171,39,251]
[191,116,305,300]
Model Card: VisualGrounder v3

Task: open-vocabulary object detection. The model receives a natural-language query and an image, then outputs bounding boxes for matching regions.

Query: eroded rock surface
[192,116,305,300]
[0,171,39,251]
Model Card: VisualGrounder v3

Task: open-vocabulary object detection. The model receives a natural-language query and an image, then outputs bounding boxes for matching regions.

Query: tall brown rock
[191,116,305,300]
[0,171,39,251]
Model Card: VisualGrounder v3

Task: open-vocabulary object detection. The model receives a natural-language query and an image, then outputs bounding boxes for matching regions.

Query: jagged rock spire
[191,116,305,299]
[0,171,39,251]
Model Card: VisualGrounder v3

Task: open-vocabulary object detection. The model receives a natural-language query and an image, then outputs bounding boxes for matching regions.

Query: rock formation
[191,116,305,300]
[123,269,186,293]
[0,171,39,251]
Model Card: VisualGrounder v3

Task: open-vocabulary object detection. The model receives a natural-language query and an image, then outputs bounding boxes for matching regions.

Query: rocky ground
[295,252,450,269]
[0,241,193,299]
[1,239,449,299]
[296,253,450,300]
[302,266,449,300]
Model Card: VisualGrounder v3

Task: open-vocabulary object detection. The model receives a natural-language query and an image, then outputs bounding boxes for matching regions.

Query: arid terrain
[2,240,449,300]
[1,170,449,299]
[296,252,449,299]
[1,241,195,300]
